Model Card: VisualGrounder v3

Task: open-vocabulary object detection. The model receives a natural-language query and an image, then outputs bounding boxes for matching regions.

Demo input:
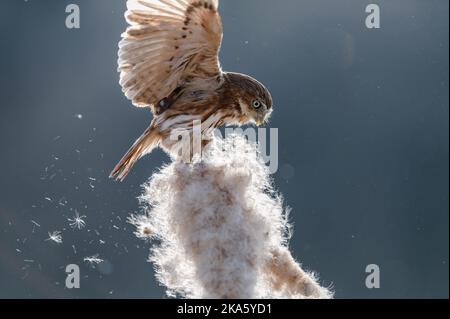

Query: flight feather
[118,0,223,110]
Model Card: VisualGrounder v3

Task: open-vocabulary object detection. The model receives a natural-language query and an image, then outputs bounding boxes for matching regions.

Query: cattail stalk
[131,135,332,299]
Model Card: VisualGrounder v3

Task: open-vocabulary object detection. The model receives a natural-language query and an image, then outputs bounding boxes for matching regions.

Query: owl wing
[118,0,223,110]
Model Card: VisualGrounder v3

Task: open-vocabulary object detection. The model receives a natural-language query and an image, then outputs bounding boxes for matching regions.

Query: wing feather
[119,0,223,109]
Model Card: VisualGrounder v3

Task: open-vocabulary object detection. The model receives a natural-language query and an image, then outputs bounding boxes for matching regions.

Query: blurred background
[0,0,448,298]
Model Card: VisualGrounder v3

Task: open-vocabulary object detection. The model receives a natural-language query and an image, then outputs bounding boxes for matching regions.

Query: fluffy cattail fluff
[131,134,332,299]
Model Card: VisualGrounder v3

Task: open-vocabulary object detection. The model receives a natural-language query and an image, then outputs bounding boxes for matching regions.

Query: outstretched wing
[118,0,223,109]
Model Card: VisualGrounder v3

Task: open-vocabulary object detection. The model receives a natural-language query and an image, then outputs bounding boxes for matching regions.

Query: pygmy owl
[111,0,273,181]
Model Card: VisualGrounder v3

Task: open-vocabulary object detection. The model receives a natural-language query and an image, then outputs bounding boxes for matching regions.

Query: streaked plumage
[111,0,273,181]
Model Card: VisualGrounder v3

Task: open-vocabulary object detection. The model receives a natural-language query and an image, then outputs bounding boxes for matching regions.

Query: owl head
[227,72,273,126]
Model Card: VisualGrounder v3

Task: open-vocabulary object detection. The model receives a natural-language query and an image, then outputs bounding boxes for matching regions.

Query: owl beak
[256,108,272,126]
[256,115,268,126]
[255,114,266,126]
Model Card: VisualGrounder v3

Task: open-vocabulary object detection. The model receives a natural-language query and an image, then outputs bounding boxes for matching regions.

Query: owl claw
[155,98,170,115]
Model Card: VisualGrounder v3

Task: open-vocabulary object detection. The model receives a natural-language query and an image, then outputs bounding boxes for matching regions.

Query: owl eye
[252,100,262,109]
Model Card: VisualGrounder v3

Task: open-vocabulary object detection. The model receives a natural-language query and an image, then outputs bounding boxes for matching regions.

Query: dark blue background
[0,0,448,298]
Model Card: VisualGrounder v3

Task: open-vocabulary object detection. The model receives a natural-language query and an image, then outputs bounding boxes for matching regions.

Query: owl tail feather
[110,127,160,182]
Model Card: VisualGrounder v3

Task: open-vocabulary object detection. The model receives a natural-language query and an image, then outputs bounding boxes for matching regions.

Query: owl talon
[155,98,170,115]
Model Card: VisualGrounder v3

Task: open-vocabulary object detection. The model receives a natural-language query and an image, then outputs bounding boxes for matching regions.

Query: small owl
[111,0,273,181]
